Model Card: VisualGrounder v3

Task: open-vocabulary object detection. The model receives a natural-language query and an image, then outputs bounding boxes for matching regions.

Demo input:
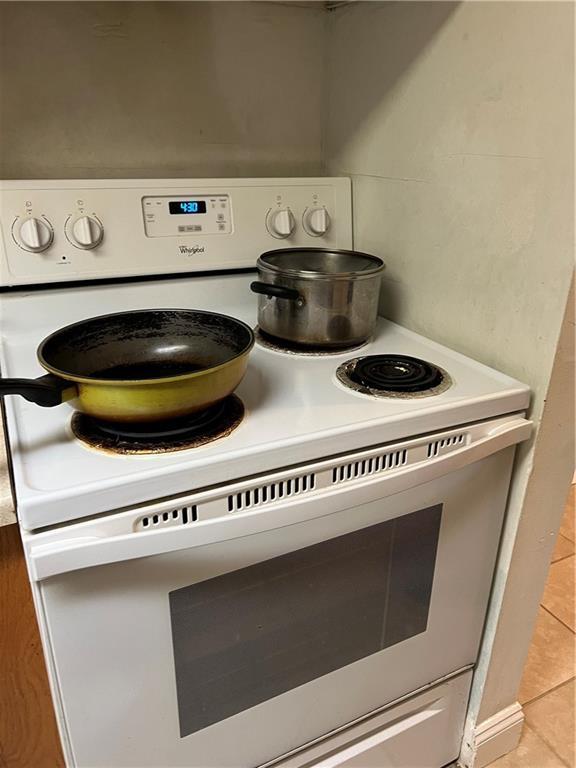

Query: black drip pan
[71,395,244,455]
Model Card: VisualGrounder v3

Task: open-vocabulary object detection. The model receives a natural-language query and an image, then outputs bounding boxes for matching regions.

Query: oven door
[28,416,530,768]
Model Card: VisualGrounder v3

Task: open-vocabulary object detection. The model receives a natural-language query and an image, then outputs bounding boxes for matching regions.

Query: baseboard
[459,702,524,768]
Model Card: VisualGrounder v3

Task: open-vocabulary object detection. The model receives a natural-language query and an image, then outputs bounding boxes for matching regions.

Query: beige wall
[326,0,574,760]
[0,1,325,179]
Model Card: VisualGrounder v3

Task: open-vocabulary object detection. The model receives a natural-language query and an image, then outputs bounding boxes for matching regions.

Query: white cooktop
[0,274,529,530]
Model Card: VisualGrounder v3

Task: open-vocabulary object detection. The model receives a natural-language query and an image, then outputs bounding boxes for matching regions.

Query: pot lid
[258,248,384,279]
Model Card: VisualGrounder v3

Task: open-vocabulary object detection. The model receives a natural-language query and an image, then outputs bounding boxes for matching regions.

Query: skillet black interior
[39,309,254,381]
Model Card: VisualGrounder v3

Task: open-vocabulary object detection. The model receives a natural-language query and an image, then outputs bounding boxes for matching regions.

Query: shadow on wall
[326,1,460,321]
[0,1,325,178]
[326,1,460,167]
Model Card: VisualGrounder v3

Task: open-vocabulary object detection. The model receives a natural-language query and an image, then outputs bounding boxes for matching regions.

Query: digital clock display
[169,201,207,215]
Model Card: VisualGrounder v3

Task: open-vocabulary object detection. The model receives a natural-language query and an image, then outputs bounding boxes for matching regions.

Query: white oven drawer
[28,416,528,767]
[272,670,472,768]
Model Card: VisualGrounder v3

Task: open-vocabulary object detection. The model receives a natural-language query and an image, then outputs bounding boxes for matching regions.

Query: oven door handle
[27,417,532,581]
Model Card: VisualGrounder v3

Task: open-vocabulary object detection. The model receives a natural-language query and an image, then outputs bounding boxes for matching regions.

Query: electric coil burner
[71,395,244,455]
[336,355,452,399]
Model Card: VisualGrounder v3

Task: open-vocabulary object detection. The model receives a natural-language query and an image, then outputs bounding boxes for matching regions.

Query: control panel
[142,195,232,237]
[0,178,352,286]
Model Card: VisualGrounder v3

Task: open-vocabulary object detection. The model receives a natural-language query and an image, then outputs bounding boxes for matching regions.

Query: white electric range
[0,178,531,768]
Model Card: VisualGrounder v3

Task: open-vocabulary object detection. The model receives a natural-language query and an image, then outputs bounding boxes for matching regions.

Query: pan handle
[250,281,302,302]
[0,374,77,407]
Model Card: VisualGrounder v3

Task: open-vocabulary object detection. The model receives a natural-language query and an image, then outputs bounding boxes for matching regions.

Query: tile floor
[489,484,575,768]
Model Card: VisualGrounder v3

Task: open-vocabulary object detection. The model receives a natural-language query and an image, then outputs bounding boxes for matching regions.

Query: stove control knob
[303,206,331,237]
[17,216,54,252]
[266,208,295,238]
[67,215,104,249]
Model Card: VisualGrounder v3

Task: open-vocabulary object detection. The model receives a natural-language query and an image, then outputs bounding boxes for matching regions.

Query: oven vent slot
[227,473,317,513]
[427,433,466,458]
[331,449,408,485]
[136,505,198,532]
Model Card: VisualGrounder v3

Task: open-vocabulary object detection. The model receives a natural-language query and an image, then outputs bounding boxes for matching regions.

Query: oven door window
[169,504,442,737]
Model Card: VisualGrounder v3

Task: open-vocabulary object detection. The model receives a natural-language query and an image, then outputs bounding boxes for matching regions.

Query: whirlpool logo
[179,245,205,255]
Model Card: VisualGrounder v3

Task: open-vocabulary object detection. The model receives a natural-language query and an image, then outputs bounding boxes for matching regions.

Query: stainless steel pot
[250,248,385,348]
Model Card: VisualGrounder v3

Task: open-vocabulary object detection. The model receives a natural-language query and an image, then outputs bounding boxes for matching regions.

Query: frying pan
[0,309,254,423]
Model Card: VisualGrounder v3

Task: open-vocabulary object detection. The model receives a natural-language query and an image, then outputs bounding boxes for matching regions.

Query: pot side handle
[250,281,301,301]
[0,374,76,407]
